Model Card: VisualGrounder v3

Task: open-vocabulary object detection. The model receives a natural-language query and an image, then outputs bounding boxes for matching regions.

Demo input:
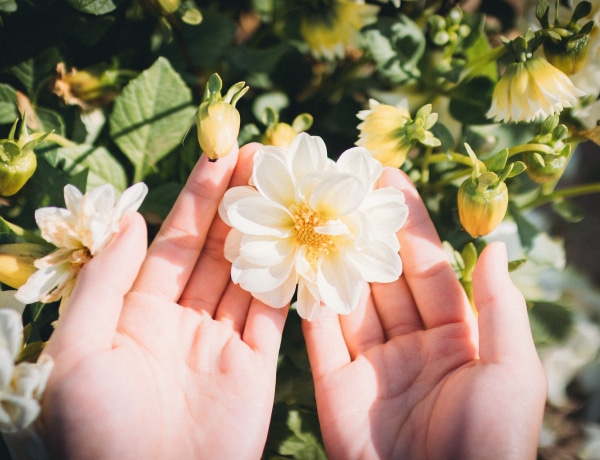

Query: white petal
[63,184,83,213]
[219,186,260,226]
[0,309,22,361]
[35,208,79,249]
[226,196,294,236]
[336,146,382,189]
[309,174,366,217]
[239,235,296,267]
[360,188,408,236]
[0,291,26,315]
[0,393,41,432]
[317,253,362,315]
[251,269,298,308]
[113,182,148,218]
[295,279,322,321]
[15,263,71,305]
[253,150,296,206]
[231,254,295,293]
[314,218,351,236]
[347,241,403,283]
[223,229,243,263]
[290,133,330,182]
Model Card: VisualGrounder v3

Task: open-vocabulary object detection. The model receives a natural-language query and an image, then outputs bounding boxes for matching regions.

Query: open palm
[41,145,288,459]
[303,169,547,460]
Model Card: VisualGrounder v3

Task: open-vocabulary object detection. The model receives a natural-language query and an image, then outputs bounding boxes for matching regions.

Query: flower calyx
[523,113,572,184]
[537,0,595,74]
[0,115,51,197]
[458,144,523,238]
[196,73,249,162]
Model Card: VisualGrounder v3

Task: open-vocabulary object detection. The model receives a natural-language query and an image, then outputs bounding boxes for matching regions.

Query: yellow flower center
[293,204,334,262]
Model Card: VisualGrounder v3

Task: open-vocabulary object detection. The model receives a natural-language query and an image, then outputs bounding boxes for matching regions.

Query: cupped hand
[40,144,288,460]
[303,167,547,460]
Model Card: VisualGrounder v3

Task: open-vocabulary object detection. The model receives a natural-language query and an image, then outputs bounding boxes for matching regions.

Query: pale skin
[39,143,546,459]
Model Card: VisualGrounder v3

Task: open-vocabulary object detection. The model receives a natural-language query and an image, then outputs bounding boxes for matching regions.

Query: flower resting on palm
[15,182,148,315]
[219,133,408,320]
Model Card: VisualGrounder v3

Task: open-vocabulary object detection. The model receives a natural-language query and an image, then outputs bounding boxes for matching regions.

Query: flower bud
[197,101,240,161]
[543,33,590,75]
[262,122,297,148]
[458,173,508,238]
[524,151,568,184]
[0,116,50,197]
[0,243,47,289]
[196,73,249,162]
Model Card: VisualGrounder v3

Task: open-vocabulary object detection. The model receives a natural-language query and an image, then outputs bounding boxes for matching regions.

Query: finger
[338,283,385,358]
[474,242,538,365]
[242,300,289,364]
[380,168,470,328]
[178,143,260,315]
[214,281,253,336]
[45,212,147,358]
[302,309,351,380]
[370,276,423,338]
[133,146,239,301]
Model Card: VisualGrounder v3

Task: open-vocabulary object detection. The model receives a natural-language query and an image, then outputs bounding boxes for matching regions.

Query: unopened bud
[0,243,47,289]
[458,173,508,238]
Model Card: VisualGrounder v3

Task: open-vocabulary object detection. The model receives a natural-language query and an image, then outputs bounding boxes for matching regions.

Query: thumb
[473,242,538,365]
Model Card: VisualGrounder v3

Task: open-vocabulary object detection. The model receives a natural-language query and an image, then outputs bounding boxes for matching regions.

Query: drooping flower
[0,309,53,433]
[299,0,379,60]
[356,99,441,168]
[486,57,585,123]
[219,133,408,320]
[15,182,148,313]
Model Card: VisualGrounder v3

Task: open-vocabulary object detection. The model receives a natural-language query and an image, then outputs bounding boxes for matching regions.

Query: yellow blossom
[486,57,585,123]
[300,0,379,60]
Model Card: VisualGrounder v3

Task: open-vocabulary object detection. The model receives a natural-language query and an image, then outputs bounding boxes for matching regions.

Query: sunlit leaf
[109,57,196,182]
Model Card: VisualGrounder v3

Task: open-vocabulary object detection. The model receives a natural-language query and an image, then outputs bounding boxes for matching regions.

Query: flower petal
[231,253,295,294]
[239,235,296,267]
[359,188,408,237]
[290,133,330,183]
[309,173,365,217]
[336,146,382,190]
[317,253,362,314]
[15,262,71,305]
[347,241,403,283]
[253,149,296,206]
[0,309,22,361]
[295,279,322,320]
[226,196,294,236]
[251,268,298,308]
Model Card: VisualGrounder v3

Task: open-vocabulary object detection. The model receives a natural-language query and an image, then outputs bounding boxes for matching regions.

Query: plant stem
[521,182,600,209]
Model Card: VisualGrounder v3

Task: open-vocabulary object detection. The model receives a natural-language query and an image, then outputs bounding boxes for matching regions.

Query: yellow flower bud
[543,34,590,75]
[458,173,508,238]
[195,73,248,162]
[0,243,47,289]
[197,101,241,162]
[262,122,297,148]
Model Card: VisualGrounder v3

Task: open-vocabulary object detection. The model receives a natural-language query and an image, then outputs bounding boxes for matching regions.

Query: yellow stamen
[292,204,335,262]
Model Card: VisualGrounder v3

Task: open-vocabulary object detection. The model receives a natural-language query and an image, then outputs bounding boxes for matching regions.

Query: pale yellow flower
[300,0,379,60]
[0,309,53,433]
[356,99,440,168]
[219,133,408,320]
[15,183,147,313]
[486,57,585,123]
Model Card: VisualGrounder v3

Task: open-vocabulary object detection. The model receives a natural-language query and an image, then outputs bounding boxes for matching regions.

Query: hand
[303,168,547,459]
[40,144,288,459]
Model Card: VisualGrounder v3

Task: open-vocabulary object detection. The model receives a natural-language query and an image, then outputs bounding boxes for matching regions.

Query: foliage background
[1,0,600,457]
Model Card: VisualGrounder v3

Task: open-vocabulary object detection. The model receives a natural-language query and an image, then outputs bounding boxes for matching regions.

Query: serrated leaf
[0,84,18,124]
[44,145,127,191]
[65,0,124,15]
[110,57,196,182]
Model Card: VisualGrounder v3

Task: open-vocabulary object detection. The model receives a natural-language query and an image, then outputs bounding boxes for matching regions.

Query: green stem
[426,152,486,171]
[506,143,555,158]
[420,147,433,185]
[521,182,600,209]
[43,133,77,148]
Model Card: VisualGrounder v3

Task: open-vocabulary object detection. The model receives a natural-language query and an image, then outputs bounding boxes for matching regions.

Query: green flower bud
[543,33,590,75]
[524,150,569,184]
[458,172,508,238]
[196,74,249,162]
[0,116,50,196]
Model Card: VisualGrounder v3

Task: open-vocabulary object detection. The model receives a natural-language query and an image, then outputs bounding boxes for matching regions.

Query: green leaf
[508,203,540,250]
[278,411,327,460]
[8,47,63,96]
[552,199,585,223]
[361,15,425,84]
[110,57,196,182]
[65,0,125,15]
[449,76,495,125]
[0,0,17,13]
[44,145,127,191]
[0,84,18,125]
